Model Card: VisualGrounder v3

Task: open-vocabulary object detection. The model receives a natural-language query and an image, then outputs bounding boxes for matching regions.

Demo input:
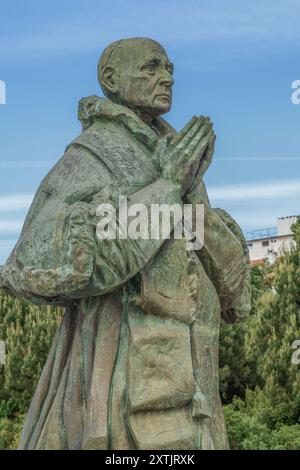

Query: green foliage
[0,293,62,448]
[0,217,299,449]
[0,294,62,416]
[224,404,300,450]
[249,263,275,312]
[245,218,300,422]
[219,262,273,402]
[222,217,300,449]
[230,385,296,429]
[0,415,25,450]
[224,404,271,450]
[219,320,256,402]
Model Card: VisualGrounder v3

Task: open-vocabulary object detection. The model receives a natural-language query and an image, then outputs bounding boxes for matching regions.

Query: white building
[246,216,298,265]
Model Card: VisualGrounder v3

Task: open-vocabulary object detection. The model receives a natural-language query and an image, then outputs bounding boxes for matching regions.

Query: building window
[262,241,269,247]
[247,242,253,247]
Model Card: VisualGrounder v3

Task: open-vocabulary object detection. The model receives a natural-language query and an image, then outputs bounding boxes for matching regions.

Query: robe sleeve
[0,176,182,305]
[184,180,251,323]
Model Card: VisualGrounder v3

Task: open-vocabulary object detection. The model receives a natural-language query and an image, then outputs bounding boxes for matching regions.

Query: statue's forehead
[123,40,170,64]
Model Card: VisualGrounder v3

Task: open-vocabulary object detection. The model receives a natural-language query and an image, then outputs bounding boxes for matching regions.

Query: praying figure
[0,38,250,450]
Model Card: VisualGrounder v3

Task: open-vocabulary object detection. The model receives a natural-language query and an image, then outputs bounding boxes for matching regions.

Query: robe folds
[0,96,251,450]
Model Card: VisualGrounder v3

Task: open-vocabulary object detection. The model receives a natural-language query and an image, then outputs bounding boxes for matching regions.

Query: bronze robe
[0,96,251,450]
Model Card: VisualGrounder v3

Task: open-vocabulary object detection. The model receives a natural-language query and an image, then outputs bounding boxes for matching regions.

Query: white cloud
[208,179,300,232]
[0,240,17,256]
[209,180,300,201]
[0,194,33,212]
[0,161,54,169]
[0,221,24,234]
[0,178,298,255]
[229,212,282,229]
[1,0,300,58]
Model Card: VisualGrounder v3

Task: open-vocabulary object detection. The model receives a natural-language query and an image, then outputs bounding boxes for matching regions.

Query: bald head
[97,37,174,118]
[98,38,166,97]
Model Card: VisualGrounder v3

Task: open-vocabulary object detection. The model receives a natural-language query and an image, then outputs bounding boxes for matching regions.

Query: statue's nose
[159,70,174,87]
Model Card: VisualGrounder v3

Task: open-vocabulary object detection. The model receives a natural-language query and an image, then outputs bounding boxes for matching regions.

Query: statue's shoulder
[31,95,162,207]
[66,118,130,154]
[22,122,118,225]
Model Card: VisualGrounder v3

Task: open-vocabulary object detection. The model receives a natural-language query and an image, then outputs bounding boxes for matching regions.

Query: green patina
[0,38,250,450]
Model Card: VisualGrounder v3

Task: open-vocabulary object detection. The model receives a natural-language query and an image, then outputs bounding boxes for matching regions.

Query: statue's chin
[152,102,172,116]
[124,101,171,119]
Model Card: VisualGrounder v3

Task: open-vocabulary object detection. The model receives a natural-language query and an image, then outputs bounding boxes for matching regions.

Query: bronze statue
[0,38,250,450]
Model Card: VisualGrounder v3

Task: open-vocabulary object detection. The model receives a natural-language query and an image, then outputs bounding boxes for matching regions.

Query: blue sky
[0,0,299,263]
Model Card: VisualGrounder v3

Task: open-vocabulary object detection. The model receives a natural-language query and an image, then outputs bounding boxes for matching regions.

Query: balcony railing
[246,227,277,241]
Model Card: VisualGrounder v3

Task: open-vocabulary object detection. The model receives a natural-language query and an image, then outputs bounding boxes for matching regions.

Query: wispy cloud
[0,194,33,212]
[4,181,299,212]
[0,240,17,257]
[0,161,54,169]
[209,179,300,201]
[229,212,284,229]
[0,221,24,234]
[1,0,300,58]
[0,178,298,257]
[209,178,300,232]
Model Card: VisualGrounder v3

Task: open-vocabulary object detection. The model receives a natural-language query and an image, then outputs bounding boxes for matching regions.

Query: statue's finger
[207,134,216,155]
[171,116,202,148]
[171,120,207,161]
[194,135,215,178]
[203,134,216,162]
[171,116,198,144]
[177,125,212,166]
[185,122,213,155]
[188,132,212,165]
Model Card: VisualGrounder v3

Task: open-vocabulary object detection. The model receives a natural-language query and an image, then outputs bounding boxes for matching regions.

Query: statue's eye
[142,60,158,74]
[145,64,156,74]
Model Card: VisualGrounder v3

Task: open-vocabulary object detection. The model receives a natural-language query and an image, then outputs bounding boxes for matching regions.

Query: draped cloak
[0,96,251,450]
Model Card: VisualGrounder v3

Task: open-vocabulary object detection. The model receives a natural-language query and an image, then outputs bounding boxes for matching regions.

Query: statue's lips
[157,94,171,101]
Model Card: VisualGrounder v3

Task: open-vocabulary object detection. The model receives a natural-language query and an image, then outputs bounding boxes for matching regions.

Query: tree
[0,294,62,417]
[245,218,300,424]
[219,262,272,402]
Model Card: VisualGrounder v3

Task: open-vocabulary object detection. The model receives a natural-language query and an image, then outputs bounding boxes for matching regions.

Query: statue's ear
[102,66,118,94]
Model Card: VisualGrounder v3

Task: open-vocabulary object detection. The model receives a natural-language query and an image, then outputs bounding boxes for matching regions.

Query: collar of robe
[77,95,176,151]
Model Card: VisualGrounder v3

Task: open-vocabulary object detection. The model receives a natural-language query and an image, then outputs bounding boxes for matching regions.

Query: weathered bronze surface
[0,38,251,450]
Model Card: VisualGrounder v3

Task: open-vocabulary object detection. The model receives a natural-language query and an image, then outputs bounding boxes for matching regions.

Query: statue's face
[116,40,174,117]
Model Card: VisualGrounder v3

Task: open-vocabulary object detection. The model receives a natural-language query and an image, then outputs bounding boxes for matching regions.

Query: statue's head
[98,38,174,119]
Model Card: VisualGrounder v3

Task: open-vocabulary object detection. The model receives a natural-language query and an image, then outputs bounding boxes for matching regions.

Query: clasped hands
[154,116,215,196]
